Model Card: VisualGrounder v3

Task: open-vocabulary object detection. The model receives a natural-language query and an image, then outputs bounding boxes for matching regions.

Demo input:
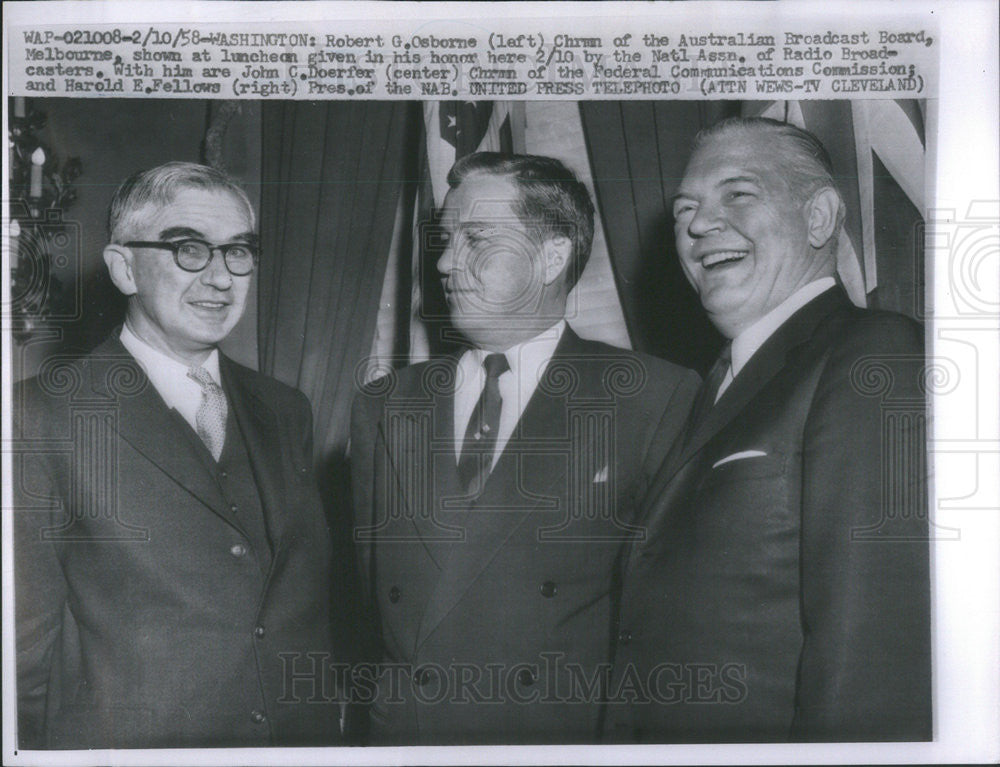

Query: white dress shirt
[453,320,567,468]
[119,323,222,434]
[716,277,837,402]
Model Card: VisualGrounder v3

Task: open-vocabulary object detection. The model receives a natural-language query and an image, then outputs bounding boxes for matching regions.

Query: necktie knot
[483,352,510,379]
[187,365,220,390]
[717,343,732,366]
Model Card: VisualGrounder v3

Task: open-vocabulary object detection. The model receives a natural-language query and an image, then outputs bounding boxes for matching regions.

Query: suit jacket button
[618,629,632,644]
[254,625,265,638]
[230,544,247,558]
[414,667,433,687]
[517,668,537,686]
[388,586,401,603]
[539,581,557,598]
[250,710,266,724]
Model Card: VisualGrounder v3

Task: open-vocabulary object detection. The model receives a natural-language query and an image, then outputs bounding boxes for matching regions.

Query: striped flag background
[365,100,630,380]
[365,99,926,383]
[744,99,926,310]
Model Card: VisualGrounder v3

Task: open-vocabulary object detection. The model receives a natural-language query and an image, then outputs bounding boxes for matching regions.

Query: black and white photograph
[2,2,998,765]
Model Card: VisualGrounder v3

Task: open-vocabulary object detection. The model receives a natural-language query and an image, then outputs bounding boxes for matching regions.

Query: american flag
[743,99,926,311]
[409,101,525,360]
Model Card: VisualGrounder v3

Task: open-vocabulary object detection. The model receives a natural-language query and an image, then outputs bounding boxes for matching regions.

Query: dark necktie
[682,343,732,448]
[458,352,510,493]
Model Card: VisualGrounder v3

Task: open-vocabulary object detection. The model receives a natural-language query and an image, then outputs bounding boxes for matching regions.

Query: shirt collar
[120,322,222,385]
[466,320,567,382]
[730,278,836,377]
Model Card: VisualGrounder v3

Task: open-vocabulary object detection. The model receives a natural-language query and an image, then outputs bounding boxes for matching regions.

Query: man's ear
[805,186,842,249]
[542,235,572,286]
[103,244,138,296]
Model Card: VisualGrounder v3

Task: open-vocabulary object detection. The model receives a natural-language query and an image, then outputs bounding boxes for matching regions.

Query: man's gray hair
[693,117,846,232]
[107,161,255,244]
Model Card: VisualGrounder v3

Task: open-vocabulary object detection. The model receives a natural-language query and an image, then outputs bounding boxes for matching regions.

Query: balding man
[606,118,931,742]
[13,163,345,748]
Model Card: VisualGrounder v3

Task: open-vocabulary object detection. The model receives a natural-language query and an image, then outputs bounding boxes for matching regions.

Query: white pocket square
[592,465,608,483]
[712,450,767,469]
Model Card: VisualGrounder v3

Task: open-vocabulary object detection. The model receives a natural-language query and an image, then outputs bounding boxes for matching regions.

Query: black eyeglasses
[125,238,259,276]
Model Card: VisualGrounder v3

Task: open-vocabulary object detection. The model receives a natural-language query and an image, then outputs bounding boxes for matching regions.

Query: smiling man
[350,153,698,744]
[13,163,343,748]
[605,118,931,742]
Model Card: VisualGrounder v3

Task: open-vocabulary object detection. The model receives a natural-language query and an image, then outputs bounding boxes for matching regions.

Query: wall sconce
[7,98,82,342]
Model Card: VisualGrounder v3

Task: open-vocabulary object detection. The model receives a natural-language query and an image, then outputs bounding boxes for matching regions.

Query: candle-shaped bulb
[30,147,45,197]
[9,218,21,268]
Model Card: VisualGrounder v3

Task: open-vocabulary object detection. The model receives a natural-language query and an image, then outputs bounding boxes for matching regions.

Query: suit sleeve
[792,316,931,741]
[13,386,68,749]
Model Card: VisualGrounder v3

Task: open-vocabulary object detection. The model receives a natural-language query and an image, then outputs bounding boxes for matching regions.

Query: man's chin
[701,294,752,337]
[180,324,236,352]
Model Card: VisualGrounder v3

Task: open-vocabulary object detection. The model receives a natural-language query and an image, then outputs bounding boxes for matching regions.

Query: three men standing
[13,120,930,749]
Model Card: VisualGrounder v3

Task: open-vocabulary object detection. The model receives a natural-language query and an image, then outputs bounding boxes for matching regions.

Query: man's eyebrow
[458,220,498,231]
[230,231,258,246]
[670,191,692,206]
[158,226,257,245]
[670,174,763,205]
[158,226,205,240]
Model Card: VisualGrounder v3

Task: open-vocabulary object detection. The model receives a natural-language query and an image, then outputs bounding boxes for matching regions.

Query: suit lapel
[635,289,849,554]
[377,356,465,568]
[415,330,590,648]
[222,358,289,550]
[92,337,231,518]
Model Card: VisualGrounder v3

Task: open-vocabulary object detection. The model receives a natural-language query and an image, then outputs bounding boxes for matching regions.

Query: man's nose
[437,240,454,275]
[686,202,724,238]
[200,249,234,289]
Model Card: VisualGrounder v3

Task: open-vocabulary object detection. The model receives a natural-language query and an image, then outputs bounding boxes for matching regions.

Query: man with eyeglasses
[13,162,346,748]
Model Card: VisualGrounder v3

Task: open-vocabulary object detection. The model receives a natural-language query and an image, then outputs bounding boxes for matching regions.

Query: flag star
[447,115,456,129]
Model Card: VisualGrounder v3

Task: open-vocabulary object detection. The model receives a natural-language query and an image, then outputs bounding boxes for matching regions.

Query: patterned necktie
[458,352,510,493]
[682,343,732,448]
[187,366,228,461]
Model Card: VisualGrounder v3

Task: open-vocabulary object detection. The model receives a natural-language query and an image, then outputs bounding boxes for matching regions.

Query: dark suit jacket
[606,288,931,742]
[349,328,700,744]
[13,336,342,749]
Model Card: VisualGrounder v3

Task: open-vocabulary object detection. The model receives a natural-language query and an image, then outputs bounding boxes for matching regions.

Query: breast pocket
[702,450,786,488]
[694,450,794,541]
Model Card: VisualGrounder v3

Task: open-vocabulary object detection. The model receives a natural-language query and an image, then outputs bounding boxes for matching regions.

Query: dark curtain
[259,101,419,469]
[258,102,419,695]
[580,102,735,373]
